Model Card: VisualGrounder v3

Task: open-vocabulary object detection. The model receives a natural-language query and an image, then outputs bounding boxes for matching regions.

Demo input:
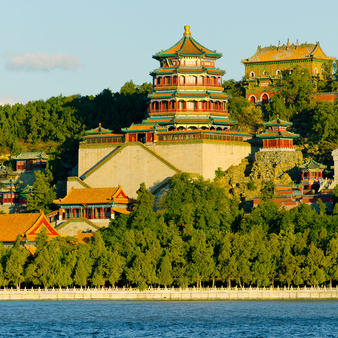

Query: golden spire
[184,25,191,37]
[287,38,290,48]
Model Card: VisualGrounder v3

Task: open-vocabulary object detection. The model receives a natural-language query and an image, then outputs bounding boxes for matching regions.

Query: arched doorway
[261,93,269,104]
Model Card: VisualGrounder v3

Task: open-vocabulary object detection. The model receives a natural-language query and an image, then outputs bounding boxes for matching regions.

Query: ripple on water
[0,301,337,337]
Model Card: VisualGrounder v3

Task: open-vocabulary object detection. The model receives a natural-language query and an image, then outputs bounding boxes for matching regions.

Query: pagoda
[73,26,253,198]
[122,26,248,143]
[257,116,299,151]
[299,159,326,191]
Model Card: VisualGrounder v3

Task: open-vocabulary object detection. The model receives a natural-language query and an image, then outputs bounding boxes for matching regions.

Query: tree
[106,249,125,287]
[26,170,56,213]
[158,252,173,287]
[188,230,215,287]
[228,96,263,132]
[73,257,88,287]
[5,237,28,288]
[305,243,327,286]
[276,66,315,109]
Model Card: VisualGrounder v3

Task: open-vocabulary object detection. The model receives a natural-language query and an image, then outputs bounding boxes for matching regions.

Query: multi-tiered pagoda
[74,26,253,199]
[122,26,249,143]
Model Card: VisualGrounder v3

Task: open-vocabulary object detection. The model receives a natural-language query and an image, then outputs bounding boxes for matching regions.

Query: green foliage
[1,174,337,289]
[222,79,246,97]
[228,96,263,132]
[26,169,56,213]
[5,244,28,288]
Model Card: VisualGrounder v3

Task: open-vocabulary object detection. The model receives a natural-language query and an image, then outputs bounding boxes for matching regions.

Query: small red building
[257,117,299,151]
[300,159,326,191]
[11,152,48,171]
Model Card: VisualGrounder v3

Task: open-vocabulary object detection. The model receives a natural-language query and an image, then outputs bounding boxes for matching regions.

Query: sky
[0,0,337,104]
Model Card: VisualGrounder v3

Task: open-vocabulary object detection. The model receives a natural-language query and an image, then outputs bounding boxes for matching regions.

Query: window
[250,71,255,78]
[276,70,281,76]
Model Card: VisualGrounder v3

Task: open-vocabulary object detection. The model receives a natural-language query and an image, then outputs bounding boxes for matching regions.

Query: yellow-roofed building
[242,41,335,104]
[52,186,131,236]
[0,211,60,246]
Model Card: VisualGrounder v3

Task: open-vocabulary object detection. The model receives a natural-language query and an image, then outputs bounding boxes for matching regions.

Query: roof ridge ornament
[184,25,191,37]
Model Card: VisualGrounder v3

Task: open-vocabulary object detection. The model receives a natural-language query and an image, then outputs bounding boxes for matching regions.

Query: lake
[0,301,337,337]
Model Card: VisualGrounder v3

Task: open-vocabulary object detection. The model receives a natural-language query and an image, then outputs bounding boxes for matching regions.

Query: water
[0,301,337,337]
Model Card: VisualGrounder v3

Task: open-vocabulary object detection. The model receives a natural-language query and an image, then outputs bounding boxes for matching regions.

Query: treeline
[0,174,337,289]
[0,81,151,162]
[0,81,151,185]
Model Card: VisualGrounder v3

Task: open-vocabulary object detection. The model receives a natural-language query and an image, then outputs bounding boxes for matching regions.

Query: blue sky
[0,0,337,104]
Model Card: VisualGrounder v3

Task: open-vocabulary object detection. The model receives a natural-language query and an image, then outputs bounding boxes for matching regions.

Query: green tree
[74,257,88,287]
[158,252,173,287]
[188,230,215,287]
[26,170,56,213]
[5,237,28,288]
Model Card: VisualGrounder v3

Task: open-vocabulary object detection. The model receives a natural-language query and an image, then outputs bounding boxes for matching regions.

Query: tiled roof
[243,42,335,63]
[54,187,129,205]
[153,26,222,60]
[299,159,326,169]
[11,152,48,160]
[257,130,299,138]
[86,124,113,135]
[124,124,156,131]
[264,118,292,127]
[112,207,130,214]
[0,213,41,242]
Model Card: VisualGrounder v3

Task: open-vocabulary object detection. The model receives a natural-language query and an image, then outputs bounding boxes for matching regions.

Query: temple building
[242,41,335,104]
[52,186,131,236]
[11,152,48,172]
[69,26,253,198]
[257,117,299,151]
[300,159,326,191]
[0,211,59,246]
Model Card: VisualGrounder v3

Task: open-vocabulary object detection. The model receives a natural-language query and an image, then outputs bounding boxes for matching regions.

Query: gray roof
[11,152,48,160]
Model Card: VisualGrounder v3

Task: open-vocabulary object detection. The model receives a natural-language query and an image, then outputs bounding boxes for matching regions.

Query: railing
[149,109,226,114]
[0,286,336,300]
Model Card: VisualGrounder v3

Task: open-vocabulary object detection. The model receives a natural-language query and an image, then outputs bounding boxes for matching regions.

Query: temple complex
[70,26,253,198]
[242,41,335,104]
[257,117,299,151]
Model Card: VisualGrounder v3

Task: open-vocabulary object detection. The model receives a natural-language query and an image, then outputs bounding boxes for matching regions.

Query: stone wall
[0,287,336,301]
[151,141,252,180]
[76,141,252,198]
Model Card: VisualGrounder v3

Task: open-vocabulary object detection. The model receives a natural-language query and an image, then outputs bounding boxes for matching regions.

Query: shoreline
[0,287,337,301]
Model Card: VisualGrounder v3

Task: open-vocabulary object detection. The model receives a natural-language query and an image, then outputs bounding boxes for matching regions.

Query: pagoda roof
[299,159,326,170]
[264,118,292,127]
[0,212,59,243]
[54,186,129,205]
[243,41,335,63]
[85,123,113,135]
[153,26,222,60]
[257,130,299,139]
[122,123,167,133]
[212,117,237,125]
[11,151,48,161]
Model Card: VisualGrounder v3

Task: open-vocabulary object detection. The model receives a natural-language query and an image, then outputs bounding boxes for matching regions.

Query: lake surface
[0,301,337,337]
